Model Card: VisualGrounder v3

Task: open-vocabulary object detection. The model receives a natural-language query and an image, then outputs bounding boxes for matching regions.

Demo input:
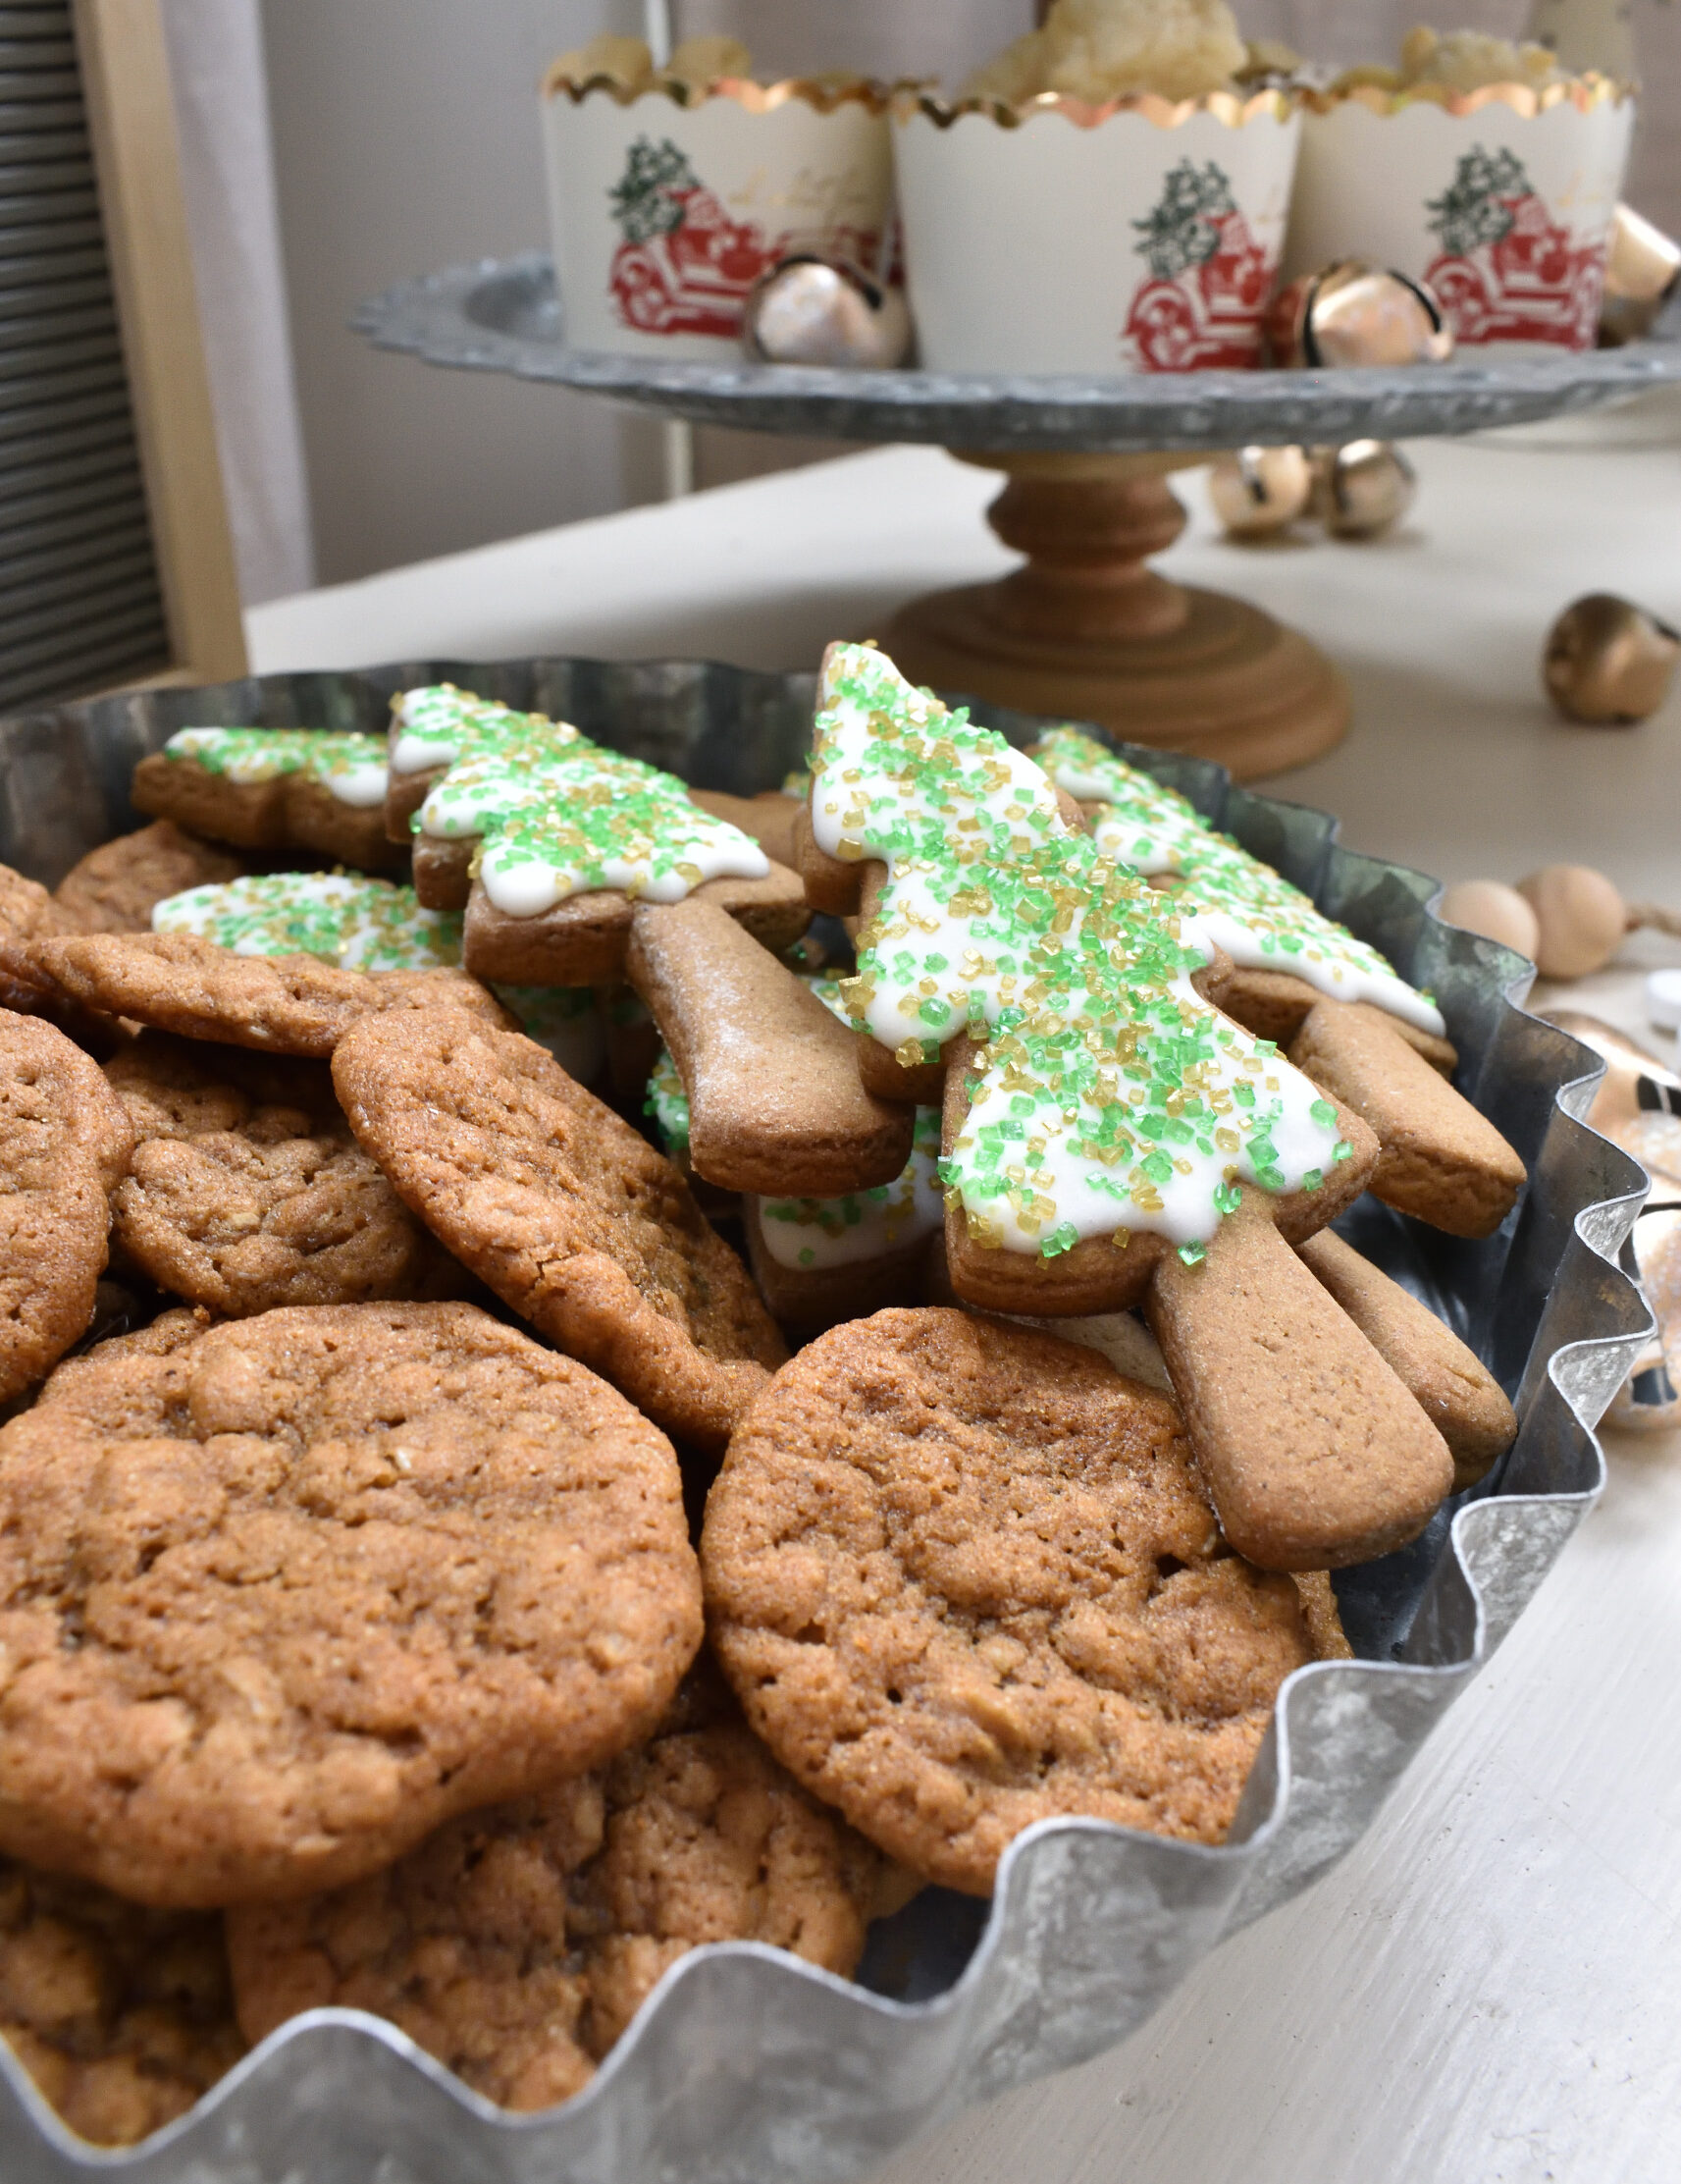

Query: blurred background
[163,0,1680,607]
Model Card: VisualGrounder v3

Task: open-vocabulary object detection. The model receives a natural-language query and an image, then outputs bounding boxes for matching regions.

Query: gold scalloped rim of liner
[1301,70,1632,119]
[541,69,902,117]
[890,84,1299,133]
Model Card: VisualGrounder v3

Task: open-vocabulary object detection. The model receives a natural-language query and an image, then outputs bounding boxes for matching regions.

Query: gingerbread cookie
[151,872,606,1082]
[0,1857,243,2147]
[332,1007,786,1451]
[0,1011,132,1405]
[806,649,1372,1281]
[748,1103,945,1337]
[132,727,401,873]
[32,932,511,1059]
[52,822,246,935]
[1030,729,1524,1229]
[0,1303,702,1903]
[1146,1199,1456,1568]
[1295,1228,1515,1488]
[626,897,912,1195]
[1288,999,1527,1239]
[105,1035,468,1316]
[227,1700,886,2112]
[1030,725,1448,1036]
[152,871,461,973]
[384,683,540,842]
[704,1308,1330,1896]
[390,691,809,985]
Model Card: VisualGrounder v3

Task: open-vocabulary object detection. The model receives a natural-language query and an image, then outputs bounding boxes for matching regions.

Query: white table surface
[249,421,1681,2184]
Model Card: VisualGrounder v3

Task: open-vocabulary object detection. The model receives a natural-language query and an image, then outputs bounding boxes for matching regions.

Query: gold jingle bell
[1598,204,1681,348]
[742,255,911,370]
[1271,260,1454,369]
[1315,441,1416,538]
[1207,446,1314,537]
[1544,594,1681,724]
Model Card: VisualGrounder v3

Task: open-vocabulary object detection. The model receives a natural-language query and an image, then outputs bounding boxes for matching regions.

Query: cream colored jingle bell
[1315,441,1416,539]
[1207,447,1315,536]
[742,255,911,370]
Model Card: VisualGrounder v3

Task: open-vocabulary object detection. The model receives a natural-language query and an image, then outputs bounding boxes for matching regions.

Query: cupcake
[542,34,893,359]
[1284,27,1634,353]
[892,0,1301,374]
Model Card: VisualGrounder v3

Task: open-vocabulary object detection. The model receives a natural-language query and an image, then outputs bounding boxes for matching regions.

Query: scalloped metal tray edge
[350,253,1681,453]
[0,656,1652,2184]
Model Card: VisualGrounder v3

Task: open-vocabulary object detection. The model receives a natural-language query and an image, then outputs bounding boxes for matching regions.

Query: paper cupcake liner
[544,80,894,359]
[1285,78,1635,354]
[894,90,1300,375]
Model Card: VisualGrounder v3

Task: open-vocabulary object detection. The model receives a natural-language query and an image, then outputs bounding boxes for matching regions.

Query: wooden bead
[1516,864,1628,979]
[1437,880,1541,960]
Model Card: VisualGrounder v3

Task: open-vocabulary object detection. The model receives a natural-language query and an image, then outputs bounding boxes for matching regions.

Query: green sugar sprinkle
[1030,723,1439,1032]
[411,699,765,910]
[163,725,387,789]
[812,645,1345,1258]
[152,872,459,972]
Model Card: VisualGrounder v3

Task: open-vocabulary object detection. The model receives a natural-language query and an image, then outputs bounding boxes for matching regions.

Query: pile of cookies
[0,644,1523,2144]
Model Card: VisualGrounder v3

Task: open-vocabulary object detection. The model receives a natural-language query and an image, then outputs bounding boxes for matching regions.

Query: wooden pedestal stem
[881,452,1350,779]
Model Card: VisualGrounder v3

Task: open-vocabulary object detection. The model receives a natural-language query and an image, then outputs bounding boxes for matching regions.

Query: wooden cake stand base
[882,452,1349,779]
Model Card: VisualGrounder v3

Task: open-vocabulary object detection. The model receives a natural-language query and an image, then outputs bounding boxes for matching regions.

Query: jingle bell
[1598,204,1681,348]
[742,255,911,370]
[1207,446,1313,537]
[1271,260,1453,370]
[1316,441,1416,538]
[1544,593,1681,724]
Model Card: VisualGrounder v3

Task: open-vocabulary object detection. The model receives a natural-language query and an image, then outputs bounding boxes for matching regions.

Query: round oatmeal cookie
[703,1307,1323,1895]
[0,862,125,1050]
[0,1302,703,1906]
[0,1011,132,1405]
[104,1034,468,1315]
[332,1006,786,1452]
[0,1855,243,2147]
[227,1699,886,2112]
[52,823,246,935]
[30,932,511,1058]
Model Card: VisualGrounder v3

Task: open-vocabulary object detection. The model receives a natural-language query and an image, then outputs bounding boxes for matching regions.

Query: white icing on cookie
[1033,726,1445,1038]
[813,644,1350,1261]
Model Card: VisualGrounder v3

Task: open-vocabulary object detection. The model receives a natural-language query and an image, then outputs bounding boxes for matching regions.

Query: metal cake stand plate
[355,253,1681,778]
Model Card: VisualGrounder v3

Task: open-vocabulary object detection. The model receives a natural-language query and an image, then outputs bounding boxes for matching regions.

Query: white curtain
[157,0,315,605]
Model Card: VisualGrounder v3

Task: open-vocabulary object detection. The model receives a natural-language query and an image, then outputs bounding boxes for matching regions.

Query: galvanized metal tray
[0,658,1651,2183]
[351,253,1681,453]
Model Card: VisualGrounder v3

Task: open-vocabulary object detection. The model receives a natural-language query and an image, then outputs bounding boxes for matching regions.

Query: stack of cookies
[0,647,1523,2143]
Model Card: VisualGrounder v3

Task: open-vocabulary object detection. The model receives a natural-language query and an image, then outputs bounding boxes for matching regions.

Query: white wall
[258,0,1034,587]
[261,0,661,587]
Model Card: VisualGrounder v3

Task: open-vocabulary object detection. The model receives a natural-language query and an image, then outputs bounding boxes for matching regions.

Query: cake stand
[354,254,1681,777]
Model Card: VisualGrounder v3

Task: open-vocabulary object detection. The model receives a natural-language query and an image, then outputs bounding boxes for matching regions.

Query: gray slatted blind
[1,0,170,711]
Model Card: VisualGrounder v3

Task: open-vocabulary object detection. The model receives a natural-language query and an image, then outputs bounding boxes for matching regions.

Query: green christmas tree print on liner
[1425,145,1530,257]
[609,135,702,241]
[1131,158,1236,279]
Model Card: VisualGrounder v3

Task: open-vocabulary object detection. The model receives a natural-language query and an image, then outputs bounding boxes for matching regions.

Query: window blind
[0,0,171,712]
